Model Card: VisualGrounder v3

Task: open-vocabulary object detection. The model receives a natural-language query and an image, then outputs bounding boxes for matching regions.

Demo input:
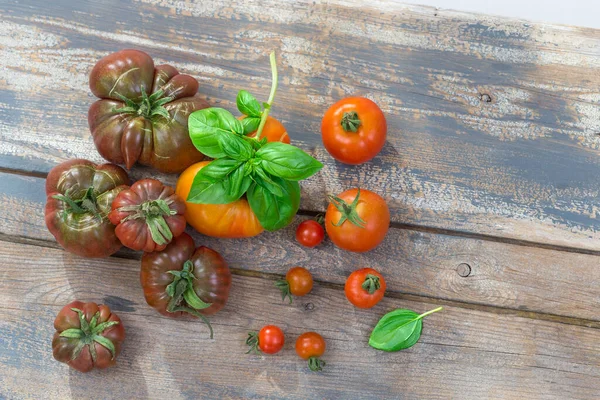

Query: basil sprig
[369,307,442,352]
[187,52,323,231]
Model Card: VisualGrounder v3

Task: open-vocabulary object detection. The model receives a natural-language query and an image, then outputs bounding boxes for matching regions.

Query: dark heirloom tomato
[108,178,186,252]
[88,49,210,173]
[45,159,129,258]
[52,300,125,373]
[140,233,231,338]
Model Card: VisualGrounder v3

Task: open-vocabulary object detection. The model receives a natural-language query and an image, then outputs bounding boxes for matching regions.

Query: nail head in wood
[457,263,472,277]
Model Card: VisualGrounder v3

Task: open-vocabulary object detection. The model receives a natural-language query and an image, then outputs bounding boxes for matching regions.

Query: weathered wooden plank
[0,0,600,249]
[1,240,599,399]
[2,1,600,249]
[2,171,599,324]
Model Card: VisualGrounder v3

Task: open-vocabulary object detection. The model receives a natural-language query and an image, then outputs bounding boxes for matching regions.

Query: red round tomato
[295,332,326,371]
[176,161,264,238]
[325,188,390,252]
[321,97,386,164]
[247,325,285,354]
[52,300,125,373]
[345,268,386,308]
[295,220,325,248]
[275,266,313,303]
[241,115,290,143]
[45,159,129,258]
[140,233,232,338]
[109,178,186,252]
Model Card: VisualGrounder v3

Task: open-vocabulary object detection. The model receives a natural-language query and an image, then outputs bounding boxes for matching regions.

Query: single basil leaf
[228,164,252,198]
[220,132,254,161]
[241,116,261,135]
[256,142,323,181]
[247,178,300,231]
[188,108,245,158]
[236,90,262,118]
[198,159,242,182]
[253,168,284,197]
[187,163,250,204]
[369,307,442,352]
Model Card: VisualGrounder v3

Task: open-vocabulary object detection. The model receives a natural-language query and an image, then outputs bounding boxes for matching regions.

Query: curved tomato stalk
[328,188,366,228]
[308,356,326,372]
[113,88,174,121]
[166,260,214,338]
[59,308,120,361]
[245,332,261,354]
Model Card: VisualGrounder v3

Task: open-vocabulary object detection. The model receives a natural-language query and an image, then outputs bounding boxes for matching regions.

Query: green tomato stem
[254,52,278,140]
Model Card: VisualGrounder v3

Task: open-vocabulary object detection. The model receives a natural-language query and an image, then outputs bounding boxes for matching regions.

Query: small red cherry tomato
[247,325,285,354]
[275,267,313,303]
[296,220,325,248]
[345,268,386,308]
[295,332,326,372]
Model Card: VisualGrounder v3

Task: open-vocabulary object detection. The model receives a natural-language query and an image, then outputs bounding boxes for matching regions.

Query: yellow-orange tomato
[241,115,290,144]
[176,161,264,238]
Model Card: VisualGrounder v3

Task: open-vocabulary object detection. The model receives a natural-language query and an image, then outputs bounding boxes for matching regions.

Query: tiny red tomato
[295,220,325,248]
[295,332,326,372]
[247,325,285,354]
[321,97,386,165]
[275,267,313,303]
[345,268,386,309]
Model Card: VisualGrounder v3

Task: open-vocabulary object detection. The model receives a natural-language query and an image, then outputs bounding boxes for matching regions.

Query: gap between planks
[1,232,598,331]
[4,165,600,258]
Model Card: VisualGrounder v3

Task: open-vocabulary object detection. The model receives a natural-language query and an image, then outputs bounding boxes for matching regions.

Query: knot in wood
[457,263,472,277]
[304,302,315,311]
[479,93,493,103]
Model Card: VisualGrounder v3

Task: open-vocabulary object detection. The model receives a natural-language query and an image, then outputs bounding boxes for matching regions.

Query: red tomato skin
[344,268,386,308]
[258,325,285,354]
[321,97,386,165]
[286,267,314,296]
[325,188,390,253]
[295,220,325,248]
[295,332,326,359]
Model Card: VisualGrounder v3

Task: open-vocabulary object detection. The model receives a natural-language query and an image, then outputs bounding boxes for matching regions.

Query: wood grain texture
[3,171,600,325]
[2,1,600,249]
[1,239,600,400]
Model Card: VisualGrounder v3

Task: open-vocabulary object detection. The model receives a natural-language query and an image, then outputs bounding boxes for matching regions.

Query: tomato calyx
[308,356,326,372]
[328,189,366,228]
[52,187,102,219]
[59,307,120,361]
[341,110,361,132]
[245,331,261,354]
[274,279,293,304]
[113,88,174,121]
[118,199,177,245]
[361,274,381,294]
[166,260,214,338]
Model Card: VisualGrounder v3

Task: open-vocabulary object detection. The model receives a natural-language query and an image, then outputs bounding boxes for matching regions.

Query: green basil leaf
[253,168,284,197]
[198,159,242,182]
[187,163,250,204]
[241,116,261,135]
[220,132,254,161]
[188,108,245,158]
[369,307,442,352]
[247,178,300,231]
[236,90,262,118]
[256,142,323,181]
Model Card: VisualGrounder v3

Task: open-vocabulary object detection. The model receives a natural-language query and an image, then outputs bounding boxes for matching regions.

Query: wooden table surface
[2,1,600,399]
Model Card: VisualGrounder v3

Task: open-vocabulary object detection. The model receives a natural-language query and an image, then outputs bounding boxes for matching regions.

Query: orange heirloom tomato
[176,161,264,238]
[325,188,390,252]
[321,97,386,165]
[240,115,290,144]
